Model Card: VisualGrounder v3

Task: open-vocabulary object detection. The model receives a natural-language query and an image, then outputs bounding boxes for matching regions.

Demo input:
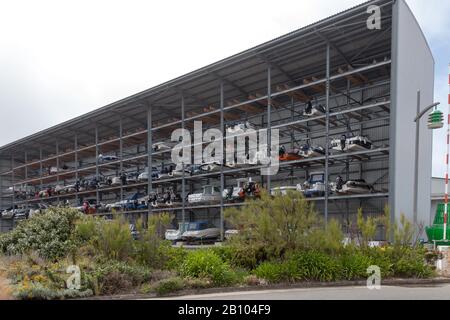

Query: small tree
[133,213,173,267]
[354,206,422,250]
[225,190,342,258]
[356,208,378,247]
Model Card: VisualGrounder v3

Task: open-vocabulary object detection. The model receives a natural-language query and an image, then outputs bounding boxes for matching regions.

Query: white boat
[110,176,122,186]
[169,164,191,177]
[225,229,239,240]
[188,185,222,204]
[200,161,226,172]
[152,142,175,152]
[226,121,256,135]
[6,185,34,197]
[223,179,247,201]
[159,166,174,179]
[54,185,65,194]
[223,178,260,201]
[298,172,328,198]
[165,222,190,242]
[1,206,16,219]
[181,221,221,242]
[138,167,161,181]
[98,154,119,163]
[29,203,49,218]
[270,185,301,196]
[54,183,76,194]
[303,101,326,117]
[332,176,373,195]
[3,186,14,196]
[299,144,325,158]
[49,167,59,175]
[331,135,372,153]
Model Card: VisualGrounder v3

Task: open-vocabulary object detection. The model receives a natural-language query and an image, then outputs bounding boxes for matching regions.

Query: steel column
[39,148,43,206]
[119,118,124,202]
[220,81,225,241]
[181,94,186,227]
[267,66,272,191]
[324,44,331,227]
[413,91,420,227]
[11,155,14,209]
[75,134,79,205]
[24,151,28,181]
[147,105,152,225]
[95,126,99,205]
[56,140,60,203]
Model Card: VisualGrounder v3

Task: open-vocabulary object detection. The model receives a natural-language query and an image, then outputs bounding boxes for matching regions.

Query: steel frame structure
[0,0,412,238]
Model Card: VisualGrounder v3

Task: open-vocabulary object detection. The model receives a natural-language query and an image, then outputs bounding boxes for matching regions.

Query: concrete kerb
[84,277,450,300]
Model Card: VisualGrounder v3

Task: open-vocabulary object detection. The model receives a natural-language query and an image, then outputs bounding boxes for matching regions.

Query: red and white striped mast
[445,63,450,241]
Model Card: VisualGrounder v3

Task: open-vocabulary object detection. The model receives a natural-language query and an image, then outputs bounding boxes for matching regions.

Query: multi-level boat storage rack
[0,0,436,238]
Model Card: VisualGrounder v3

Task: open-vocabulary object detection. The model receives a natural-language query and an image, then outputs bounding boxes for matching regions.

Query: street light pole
[445,63,450,241]
[413,96,440,233]
[413,91,421,227]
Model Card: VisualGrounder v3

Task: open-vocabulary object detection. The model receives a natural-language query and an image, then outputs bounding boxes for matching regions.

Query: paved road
[154,284,450,300]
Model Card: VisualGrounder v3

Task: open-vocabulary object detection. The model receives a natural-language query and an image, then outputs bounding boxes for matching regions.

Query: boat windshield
[310,174,324,183]
[188,222,207,231]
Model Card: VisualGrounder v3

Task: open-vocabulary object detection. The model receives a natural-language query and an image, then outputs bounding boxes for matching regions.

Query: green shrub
[14,281,93,300]
[288,251,341,282]
[364,247,394,278]
[0,207,82,260]
[149,270,177,283]
[92,219,133,261]
[180,250,235,286]
[211,245,235,264]
[391,247,434,278]
[243,275,265,286]
[361,246,433,279]
[225,191,321,258]
[252,262,286,283]
[152,277,185,296]
[83,261,152,295]
[75,217,101,242]
[131,215,173,268]
[161,245,188,271]
[307,220,345,254]
[184,277,213,289]
[227,243,271,270]
[339,250,372,280]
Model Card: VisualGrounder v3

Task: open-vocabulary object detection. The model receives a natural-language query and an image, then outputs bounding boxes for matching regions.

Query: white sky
[0,0,449,176]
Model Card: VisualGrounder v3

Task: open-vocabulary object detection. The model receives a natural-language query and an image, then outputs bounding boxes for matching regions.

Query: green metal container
[426,203,450,245]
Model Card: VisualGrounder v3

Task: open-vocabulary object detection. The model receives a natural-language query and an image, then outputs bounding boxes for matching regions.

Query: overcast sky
[0,0,448,176]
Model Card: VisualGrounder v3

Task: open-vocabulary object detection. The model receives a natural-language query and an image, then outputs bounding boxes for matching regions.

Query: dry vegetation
[0,272,12,300]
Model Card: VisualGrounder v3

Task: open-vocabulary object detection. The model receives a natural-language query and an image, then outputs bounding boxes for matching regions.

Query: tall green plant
[132,213,173,267]
[93,218,134,261]
[225,190,343,258]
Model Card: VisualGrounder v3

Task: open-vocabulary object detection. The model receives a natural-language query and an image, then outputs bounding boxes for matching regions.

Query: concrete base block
[436,246,450,277]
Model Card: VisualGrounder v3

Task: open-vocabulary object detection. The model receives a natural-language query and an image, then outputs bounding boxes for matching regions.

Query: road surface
[153,284,450,300]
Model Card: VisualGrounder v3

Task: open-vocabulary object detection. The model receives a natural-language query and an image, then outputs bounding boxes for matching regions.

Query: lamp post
[413,91,441,236]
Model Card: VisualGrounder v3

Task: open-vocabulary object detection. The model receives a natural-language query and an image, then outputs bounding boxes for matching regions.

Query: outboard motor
[225,187,233,200]
[149,193,158,207]
[120,172,127,185]
[305,101,313,115]
[163,191,171,204]
[336,176,344,191]
[340,135,347,151]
